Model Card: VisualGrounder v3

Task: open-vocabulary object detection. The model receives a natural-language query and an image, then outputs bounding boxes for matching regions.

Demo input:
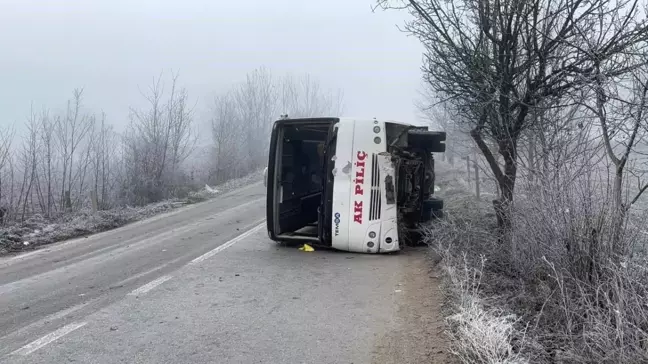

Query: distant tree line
[209,67,344,183]
[0,68,343,222]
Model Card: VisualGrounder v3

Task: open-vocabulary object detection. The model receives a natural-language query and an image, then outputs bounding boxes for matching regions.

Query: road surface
[0,182,448,363]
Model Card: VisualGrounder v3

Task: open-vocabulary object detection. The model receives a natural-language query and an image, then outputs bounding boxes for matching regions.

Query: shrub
[427,161,648,363]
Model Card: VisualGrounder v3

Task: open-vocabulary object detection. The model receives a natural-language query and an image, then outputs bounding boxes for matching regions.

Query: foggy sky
[0,0,425,136]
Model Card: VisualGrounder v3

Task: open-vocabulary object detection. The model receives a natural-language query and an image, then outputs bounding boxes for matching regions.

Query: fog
[0,0,431,221]
[0,0,425,134]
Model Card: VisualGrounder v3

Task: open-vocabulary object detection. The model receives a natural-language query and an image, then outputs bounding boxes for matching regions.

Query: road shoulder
[371,249,452,364]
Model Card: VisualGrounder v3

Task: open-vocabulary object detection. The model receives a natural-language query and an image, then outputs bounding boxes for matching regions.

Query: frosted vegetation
[377,0,648,361]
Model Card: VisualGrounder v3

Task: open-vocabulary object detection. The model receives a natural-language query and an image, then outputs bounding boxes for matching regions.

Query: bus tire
[405,229,425,246]
[421,197,444,221]
[407,130,446,153]
[424,197,444,210]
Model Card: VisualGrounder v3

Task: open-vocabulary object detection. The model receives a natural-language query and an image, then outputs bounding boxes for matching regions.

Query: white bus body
[330,119,400,253]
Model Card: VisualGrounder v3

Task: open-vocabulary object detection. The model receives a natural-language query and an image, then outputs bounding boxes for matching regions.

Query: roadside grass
[425,161,648,364]
[0,170,263,256]
[425,161,533,363]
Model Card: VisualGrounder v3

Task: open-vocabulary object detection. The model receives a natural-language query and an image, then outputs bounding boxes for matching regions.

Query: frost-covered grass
[0,170,263,255]
[444,257,529,364]
[426,161,534,363]
[427,160,648,363]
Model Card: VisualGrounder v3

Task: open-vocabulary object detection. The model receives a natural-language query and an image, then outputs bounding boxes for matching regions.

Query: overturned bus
[266,117,445,253]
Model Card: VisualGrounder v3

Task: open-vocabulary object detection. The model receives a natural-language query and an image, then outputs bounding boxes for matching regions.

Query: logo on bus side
[334,212,341,236]
[353,151,367,224]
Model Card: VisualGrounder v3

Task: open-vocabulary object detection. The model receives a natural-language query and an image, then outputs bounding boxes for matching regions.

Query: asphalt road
[0,181,447,364]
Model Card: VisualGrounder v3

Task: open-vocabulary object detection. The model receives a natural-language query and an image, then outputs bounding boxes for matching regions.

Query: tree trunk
[474,151,480,200]
[90,190,98,213]
[493,139,518,242]
[64,191,72,211]
[470,126,518,240]
[528,134,536,186]
[60,158,67,211]
[611,170,625,256]
[466,155,471,185]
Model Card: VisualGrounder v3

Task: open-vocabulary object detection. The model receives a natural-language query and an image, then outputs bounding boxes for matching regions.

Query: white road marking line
[111,263,170,290]
[0,198,265,296]
[40,300,91,324]
[127,275,173,296]
[11,322,87,356]
[1,299,97,345]
[189,221,266,265]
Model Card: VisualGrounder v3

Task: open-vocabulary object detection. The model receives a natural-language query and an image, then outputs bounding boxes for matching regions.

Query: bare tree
[74,114,95,208]
[36,109,57,217]
[210,92,244,183]
[233,67,277,171]
[208,69,344,181]
[416,91,473,165]
[4,145,17,221]
[280,73,344,118]
[17,110,39,220]
[379,0,648,239]
[124,72,196,204]
[56,89,92,211]
[585,60,648,255]
[166,74,197,187]
[89,112,117,209]
[125,75,168,203]
[0,125,15,212]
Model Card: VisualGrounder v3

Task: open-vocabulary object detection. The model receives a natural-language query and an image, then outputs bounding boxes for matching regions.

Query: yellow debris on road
[299,244,315,252]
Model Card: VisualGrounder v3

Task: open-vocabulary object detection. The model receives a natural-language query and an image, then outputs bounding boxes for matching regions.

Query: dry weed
[426,160,648,364]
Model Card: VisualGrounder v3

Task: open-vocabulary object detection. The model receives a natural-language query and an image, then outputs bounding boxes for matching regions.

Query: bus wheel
[405,228,426,246]
[421,197,444,221]
[407,130,446,153]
